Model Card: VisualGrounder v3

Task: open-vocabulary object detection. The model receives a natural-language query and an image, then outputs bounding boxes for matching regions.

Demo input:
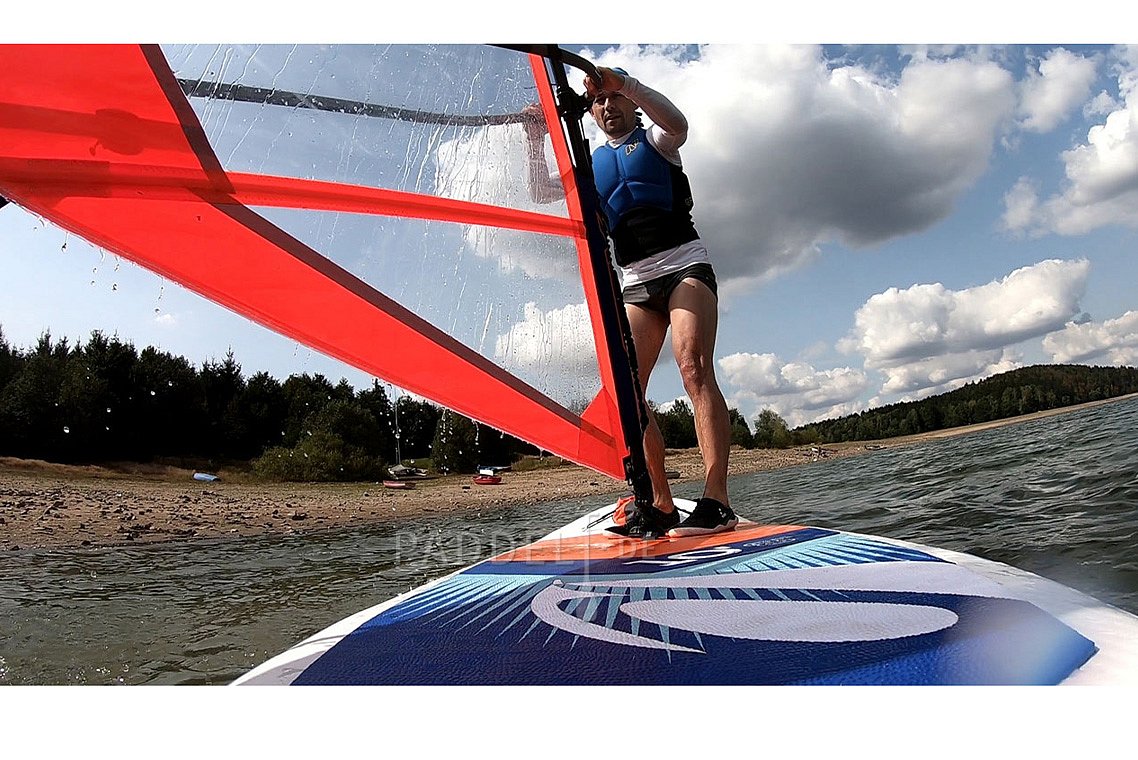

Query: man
[524,66,737,540]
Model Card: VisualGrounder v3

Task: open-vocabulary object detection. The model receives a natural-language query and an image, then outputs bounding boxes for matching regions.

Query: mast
[394,387,402,466]
[530,46,655,510]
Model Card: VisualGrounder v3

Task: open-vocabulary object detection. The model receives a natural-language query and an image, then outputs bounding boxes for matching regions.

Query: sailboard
[3,43,1136,685]
[233,498,1138,685]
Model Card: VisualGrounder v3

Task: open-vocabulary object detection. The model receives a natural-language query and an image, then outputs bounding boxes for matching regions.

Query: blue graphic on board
[292,529,1096,685]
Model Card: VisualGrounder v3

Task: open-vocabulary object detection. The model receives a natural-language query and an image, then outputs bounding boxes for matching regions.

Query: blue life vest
[591,127,699,265]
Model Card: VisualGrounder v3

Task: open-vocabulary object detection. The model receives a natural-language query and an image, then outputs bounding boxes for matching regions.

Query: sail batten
[0,161,583,237]
[175,78,530,126]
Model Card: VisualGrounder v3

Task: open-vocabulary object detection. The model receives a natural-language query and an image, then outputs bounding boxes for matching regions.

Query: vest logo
[625,141,640,156]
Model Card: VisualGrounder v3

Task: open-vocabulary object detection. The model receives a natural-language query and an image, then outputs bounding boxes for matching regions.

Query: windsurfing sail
[0,44,645,485]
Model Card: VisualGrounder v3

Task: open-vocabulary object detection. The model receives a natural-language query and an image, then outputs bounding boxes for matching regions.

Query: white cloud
[578,44,1017,290]
[1017,48,1100,132]
[493,301,606,408]
[706,257,1096,427]
[1042,310,1138,364]
[1003,46,1138,236]
[435,123,580,283]
[879,349,1021,397]
[655,396,688,413]
[1085,90,1120,118]
[842,259,1089,368]
[495,301,595,368]
[1000,177,1042,232]
[827,259,1089,405]
[718,351,869,427]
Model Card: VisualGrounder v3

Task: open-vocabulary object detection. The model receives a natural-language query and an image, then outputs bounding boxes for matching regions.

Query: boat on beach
[387,464,432,480]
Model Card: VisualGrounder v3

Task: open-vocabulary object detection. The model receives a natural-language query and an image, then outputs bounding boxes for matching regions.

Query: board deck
[234,498,1138,685]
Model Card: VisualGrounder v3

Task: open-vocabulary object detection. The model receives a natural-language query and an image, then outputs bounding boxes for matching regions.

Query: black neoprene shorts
[621,263,718,315]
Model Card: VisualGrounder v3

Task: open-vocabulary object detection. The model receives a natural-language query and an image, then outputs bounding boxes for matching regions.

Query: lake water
[2,397,1136,685]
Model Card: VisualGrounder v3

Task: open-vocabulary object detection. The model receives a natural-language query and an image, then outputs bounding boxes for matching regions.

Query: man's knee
[675,346,713,393]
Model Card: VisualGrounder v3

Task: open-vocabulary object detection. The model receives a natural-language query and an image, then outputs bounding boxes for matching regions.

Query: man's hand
[522,103,547,143]
[584,66,626,98]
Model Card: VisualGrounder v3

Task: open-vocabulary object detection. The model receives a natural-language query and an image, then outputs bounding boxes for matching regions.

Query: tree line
[0,328,771,479]
[0,329,536,480]
[4,328,1132,479]
[795,364,1138,443]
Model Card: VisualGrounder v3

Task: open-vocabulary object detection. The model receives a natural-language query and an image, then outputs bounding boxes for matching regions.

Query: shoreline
[3,393,1134,552]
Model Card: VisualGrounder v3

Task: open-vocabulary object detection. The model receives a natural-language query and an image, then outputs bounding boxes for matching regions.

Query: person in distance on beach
[523,65,737,540]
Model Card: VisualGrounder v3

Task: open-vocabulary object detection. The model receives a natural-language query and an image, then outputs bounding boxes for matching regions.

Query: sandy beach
[2,394,1134,552]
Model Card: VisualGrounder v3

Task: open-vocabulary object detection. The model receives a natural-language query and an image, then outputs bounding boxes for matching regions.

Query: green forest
[795,364,1138,443]
[1,328,1134,480]
[0,328,754,480]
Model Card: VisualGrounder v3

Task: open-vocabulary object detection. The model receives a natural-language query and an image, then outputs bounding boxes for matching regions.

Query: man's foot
[667,497,737,537]
[605,504,679,540]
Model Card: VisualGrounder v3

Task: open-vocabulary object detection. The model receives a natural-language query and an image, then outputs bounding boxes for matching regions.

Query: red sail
[0,44,630,479]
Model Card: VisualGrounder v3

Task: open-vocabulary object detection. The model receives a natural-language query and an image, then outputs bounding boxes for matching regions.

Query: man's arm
[586,67,688,160]
[619,75,689,158]
[522,103,566,204]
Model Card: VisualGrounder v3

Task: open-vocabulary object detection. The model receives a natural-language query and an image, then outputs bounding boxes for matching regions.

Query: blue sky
[2,9,1137,431]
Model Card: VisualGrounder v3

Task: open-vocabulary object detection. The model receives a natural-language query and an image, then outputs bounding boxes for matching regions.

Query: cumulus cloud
[1001,177,1042,232]
[492,301,605,405]
[579,44,1017,288]
[1042,310,1138,364]
[1017,48,1100,132]
[841,259,1089,367]
[495,301,595,368]
[1003,46,1138,236]
[718,351,869,427]
[718,255,1123,427]
[436,124,580,283]
[878,349,1022,398]
[1084,90,1120,118]
[825,259,1089,407]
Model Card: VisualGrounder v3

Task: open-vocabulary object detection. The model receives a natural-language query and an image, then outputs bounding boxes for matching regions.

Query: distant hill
[797,364,1138,443]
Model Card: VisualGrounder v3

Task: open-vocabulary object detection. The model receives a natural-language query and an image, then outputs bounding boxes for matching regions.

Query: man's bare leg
[668,279,731,506]
[624,302,676,514]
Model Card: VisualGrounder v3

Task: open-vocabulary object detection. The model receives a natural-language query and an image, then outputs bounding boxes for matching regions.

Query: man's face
[590,91,636,138]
